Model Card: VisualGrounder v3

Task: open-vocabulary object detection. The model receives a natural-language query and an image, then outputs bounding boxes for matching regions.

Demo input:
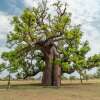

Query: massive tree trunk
[53,63,61,87]
[42,44,61,86]
[36,40,61,86]
[42,54,53,86]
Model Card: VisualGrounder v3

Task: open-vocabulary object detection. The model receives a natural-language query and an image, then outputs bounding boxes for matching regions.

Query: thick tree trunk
[53,63,61,87]
[42,45,61,86]
[42,55,52,86]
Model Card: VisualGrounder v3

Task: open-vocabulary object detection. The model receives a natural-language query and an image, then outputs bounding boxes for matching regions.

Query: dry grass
[0,79,100,100]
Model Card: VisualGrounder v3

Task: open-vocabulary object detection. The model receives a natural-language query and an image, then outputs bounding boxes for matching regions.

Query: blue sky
[0,0,100,60]
[0,0,24,15]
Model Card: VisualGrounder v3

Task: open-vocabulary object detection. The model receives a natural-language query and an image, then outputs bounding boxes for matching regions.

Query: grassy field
[0,79,100,100]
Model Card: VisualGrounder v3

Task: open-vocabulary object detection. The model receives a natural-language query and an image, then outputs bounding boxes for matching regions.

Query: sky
[0,0,100,59]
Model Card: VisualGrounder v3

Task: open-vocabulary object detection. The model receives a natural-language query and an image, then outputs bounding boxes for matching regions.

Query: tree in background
[1,51,21,88]
[87,54,100,69]
[60,38,100,84]
[61,39,90,84]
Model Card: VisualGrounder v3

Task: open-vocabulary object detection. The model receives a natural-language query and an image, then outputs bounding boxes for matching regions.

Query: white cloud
[0,12,12,39]
[24,0,37,8]
[24,0,55,8]
[67,0,100,55]
[0,12,12,56]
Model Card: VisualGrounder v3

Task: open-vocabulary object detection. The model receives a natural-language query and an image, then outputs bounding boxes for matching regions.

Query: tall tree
[5,1,74,86]
[1,0,100,86]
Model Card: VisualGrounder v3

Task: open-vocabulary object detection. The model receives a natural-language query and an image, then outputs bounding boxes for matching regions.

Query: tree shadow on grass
[0,82,99,90]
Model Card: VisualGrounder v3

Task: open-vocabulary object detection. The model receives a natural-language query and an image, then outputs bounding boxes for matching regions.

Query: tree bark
[42,45,61,86]
[42,54,52,86]
[53,63,61,87]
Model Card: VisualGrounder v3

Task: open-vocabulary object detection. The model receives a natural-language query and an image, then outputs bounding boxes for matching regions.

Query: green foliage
[87,54,100,68]
[0,0,99,78]
[61,62,69,72]
[0,63,6,72]
[1,51,21,73]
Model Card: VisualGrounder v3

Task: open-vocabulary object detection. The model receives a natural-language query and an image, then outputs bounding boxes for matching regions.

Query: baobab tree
[6,0,74,86]
[1,0,100,87]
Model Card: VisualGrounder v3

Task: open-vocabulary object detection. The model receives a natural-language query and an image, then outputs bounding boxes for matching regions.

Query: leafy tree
[4,0,73,86]
[1,51,21,88]
[87,54,100,68]
[61,39,90,83]
[61,39,100,84]
[1,0,100,86]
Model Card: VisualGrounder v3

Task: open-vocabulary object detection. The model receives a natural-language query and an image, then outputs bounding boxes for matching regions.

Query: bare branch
[61,3,67,16]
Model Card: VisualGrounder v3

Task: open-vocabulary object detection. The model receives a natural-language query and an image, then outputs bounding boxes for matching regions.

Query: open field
[0,79,100,100]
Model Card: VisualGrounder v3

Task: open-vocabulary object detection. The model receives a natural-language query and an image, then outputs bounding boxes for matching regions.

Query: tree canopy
[0,0,100,86]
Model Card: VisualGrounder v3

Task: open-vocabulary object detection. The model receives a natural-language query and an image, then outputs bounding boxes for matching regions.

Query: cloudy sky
[0,0,100,59]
